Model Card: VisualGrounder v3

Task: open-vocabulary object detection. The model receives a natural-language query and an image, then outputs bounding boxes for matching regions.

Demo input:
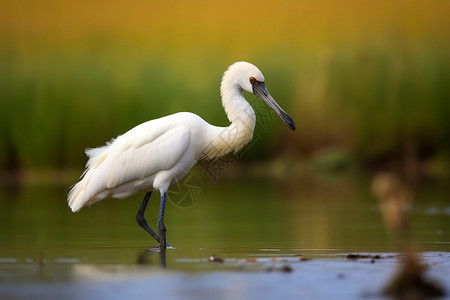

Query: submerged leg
[158,191,168,250]
[159,247,167,268]
[136,191,161,243]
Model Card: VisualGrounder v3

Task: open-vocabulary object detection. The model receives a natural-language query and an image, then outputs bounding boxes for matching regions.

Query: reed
[0,43,449,174]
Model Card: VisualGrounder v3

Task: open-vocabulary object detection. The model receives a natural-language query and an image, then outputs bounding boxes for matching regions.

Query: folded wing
[68,121,191,212]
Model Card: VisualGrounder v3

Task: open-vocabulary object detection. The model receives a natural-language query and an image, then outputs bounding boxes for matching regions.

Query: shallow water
[0,174,449,299]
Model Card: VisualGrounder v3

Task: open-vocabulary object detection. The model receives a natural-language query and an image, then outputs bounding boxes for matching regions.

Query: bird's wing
[103,124,191,188]
[68,122,191,212]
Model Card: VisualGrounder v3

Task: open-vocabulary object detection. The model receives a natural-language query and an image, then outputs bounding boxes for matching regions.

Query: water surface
[0,174,449,299]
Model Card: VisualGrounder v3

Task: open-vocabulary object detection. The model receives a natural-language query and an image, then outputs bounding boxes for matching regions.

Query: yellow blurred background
[2,0,448,48]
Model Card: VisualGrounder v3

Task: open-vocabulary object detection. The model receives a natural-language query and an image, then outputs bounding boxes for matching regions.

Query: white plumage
[68,61,295,248]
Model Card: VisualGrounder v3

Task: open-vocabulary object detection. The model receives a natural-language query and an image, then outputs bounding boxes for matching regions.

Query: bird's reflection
[159,248,166,268]
[137,246,166,268]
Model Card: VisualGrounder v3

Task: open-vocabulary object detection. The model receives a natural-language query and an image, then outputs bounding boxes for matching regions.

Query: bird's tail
[68,145,110,212]
[68,179,88,213]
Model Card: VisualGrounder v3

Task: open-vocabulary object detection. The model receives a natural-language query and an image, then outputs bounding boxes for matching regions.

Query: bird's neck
[221,77,256,123]
[201,79,256,160]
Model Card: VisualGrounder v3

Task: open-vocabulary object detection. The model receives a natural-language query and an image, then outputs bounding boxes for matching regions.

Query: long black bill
[252,81,295,131]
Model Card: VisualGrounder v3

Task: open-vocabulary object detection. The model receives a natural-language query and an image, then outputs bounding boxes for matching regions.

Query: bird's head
[224,61,295,131]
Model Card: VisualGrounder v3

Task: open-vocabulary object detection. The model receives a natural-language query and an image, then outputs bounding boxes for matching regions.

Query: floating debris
[299,256,311,262]
[279,265,293,273]
[266,265,293,273]
[209,255,224,263]
[346,254,382,260]
[271,258,280,262]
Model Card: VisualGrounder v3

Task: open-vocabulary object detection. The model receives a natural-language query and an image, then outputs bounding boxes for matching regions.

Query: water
[0,173,449,299]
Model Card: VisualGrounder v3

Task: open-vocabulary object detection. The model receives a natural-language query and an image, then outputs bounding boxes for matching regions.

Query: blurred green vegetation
[1,44,449,175]
[0,0,449,178]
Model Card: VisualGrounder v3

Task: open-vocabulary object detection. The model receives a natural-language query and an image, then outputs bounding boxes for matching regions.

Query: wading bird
[68,62,295,249]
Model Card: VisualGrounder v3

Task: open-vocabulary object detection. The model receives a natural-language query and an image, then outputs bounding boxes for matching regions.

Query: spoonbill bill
[68,62,295,249]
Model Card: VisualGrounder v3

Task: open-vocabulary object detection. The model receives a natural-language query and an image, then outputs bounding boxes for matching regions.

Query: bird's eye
[249,77,256,84]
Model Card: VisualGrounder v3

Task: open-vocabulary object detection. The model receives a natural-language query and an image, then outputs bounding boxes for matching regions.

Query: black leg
[136,191,161,243]
[158,191,168,250]
[159,247,167,268]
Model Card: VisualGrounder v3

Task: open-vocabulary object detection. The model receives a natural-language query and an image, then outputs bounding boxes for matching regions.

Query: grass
[0,40,449,177]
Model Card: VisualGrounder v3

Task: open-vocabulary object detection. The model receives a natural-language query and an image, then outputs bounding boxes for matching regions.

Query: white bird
[68,62,295,249]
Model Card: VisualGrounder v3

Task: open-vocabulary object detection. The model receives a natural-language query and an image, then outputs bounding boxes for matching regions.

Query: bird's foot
[159,240,169,250]
[146,245,161,251]
[146,242,173,251]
